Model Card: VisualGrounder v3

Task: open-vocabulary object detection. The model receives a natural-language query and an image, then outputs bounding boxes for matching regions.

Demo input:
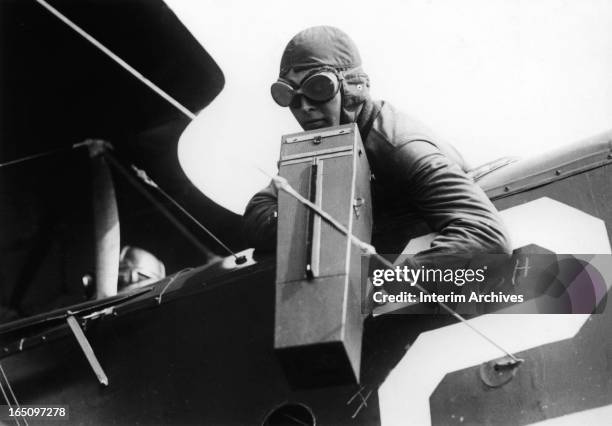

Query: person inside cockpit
[117,246,166,292]
[243,26,511,265]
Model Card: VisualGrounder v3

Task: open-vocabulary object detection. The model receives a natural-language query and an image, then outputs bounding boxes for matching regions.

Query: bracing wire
[0,362,28,426]
[129,164,242,261]
[0,141,89,169]
[35,0,196,120]
[270,174,523,364]
[105,154,246,264]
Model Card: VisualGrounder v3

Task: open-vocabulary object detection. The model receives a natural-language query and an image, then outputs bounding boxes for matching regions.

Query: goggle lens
[270,81,295,107]
[271,72,339,107]
[301,73,338,102]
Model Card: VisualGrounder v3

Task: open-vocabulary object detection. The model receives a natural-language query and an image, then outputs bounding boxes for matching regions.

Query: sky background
[167,0,612,214]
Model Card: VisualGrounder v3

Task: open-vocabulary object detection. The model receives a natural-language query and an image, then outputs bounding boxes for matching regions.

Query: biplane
[1,1,611,425]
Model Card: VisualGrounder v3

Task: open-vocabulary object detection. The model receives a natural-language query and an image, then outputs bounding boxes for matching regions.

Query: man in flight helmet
[244,26,511,265]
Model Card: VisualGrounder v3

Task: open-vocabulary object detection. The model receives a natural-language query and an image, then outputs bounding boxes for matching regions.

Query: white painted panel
[379,197,611,425]
[528,404,612,426]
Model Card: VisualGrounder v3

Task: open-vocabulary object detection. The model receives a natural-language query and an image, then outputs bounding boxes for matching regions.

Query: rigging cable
[269,174,523,365]
[0,362,28,426]
[0,141,89,169]
[35,0,196,121]
[105,154,245,264]
[129,164,245,263]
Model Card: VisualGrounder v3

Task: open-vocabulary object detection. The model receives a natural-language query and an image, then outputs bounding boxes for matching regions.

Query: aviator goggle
[271,70,341,107]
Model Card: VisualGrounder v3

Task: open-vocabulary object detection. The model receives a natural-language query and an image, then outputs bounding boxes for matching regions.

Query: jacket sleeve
[243,181,278,251]
[388,140,512,265]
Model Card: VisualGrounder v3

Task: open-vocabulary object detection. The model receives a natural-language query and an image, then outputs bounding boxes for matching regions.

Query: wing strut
[66,315,108,386]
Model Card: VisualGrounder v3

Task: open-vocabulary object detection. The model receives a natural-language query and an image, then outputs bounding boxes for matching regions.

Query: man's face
[284,69,342,131]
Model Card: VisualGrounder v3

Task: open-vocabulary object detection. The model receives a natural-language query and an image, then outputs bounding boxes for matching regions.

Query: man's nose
[297,95,315,111]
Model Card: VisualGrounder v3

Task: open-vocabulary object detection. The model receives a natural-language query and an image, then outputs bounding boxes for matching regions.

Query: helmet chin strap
[339,76,355,124]
[339,80,366,125]
[338,66,370,126]
[340,101,361,125]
